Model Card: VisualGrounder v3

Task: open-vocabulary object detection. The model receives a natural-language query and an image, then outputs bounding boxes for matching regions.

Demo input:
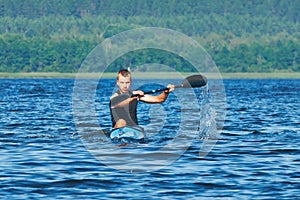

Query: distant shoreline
[0,72,300,79]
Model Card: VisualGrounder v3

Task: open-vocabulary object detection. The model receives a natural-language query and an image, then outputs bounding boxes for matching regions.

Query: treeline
[0,34,94,72]
[0,0,299,73]
[1,0,299,23]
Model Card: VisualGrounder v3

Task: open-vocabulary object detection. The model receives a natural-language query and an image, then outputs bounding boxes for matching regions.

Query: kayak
[110,126,145,140]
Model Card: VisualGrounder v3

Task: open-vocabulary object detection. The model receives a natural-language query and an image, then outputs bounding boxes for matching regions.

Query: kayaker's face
[117,75,131,94]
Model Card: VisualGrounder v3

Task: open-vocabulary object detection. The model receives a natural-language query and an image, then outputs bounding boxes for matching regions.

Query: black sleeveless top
[109,91,138,127]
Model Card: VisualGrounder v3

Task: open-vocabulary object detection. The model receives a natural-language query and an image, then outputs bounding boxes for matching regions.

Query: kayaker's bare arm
[110,90,144,108]
[110,84,174,107]
[139,84,175,103]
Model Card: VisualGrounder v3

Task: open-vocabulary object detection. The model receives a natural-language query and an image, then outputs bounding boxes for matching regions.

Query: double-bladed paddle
[110,74,207,106]
[139,74,207,95]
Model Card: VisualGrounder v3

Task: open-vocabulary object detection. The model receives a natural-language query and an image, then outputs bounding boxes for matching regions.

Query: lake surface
[0,78,299,199]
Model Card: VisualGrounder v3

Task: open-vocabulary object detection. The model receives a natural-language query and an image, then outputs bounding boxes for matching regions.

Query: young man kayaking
[110,69,175,129]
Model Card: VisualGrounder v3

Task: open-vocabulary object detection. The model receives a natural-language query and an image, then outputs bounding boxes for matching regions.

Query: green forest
[0,0,299,73]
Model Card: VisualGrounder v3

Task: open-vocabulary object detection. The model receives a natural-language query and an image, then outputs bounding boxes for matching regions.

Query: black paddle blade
[181,74,207,88]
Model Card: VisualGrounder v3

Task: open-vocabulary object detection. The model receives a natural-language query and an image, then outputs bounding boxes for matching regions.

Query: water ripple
[0,79,299,199]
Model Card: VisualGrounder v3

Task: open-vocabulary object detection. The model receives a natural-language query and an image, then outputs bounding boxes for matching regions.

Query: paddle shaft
[132,74,207,96]
[143,85,180,95]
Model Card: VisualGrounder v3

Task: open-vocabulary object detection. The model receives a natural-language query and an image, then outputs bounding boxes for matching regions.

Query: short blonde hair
[117,69,131,80]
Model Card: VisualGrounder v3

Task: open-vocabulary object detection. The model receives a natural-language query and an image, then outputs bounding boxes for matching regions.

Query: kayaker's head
[117,69,132,94]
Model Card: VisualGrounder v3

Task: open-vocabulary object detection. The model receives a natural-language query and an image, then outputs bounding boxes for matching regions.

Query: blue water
[0,78,299,199]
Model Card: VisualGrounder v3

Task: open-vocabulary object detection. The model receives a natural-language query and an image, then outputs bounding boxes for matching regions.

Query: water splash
[197,85,221,157]
[199,86,219,139]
